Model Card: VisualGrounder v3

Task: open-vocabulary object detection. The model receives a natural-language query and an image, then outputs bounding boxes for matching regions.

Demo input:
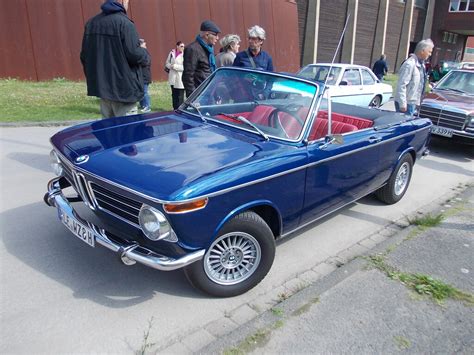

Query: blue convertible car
[45,68,431,297]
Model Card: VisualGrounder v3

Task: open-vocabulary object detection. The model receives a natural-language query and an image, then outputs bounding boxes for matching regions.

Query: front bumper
[44,177,205,271]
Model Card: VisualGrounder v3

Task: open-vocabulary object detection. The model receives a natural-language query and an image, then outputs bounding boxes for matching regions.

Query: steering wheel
[268,106,305,139]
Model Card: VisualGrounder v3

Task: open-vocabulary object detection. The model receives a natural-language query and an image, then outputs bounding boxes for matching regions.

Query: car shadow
[7,152,51,173]
[420,137,474,176]
[1,201,207,308]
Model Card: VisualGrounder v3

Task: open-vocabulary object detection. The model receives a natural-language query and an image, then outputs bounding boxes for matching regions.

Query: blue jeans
[395,101,417,116]
[139,83,151,109]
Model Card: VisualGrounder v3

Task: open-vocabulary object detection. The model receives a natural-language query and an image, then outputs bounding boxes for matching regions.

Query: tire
[369,95,382,107]
[184,211,276,297]
[375,154,413,204]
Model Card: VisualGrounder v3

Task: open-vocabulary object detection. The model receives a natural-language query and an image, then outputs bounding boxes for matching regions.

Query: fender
[211,199,283,242]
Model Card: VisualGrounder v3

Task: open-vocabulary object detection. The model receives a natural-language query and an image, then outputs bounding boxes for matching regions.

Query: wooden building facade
[0,0,300,81]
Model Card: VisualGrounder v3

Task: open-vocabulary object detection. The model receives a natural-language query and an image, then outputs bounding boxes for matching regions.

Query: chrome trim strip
[93,189,141,212]
[51,125,429,204]
[280,185,385,238]
[46,178,204,271]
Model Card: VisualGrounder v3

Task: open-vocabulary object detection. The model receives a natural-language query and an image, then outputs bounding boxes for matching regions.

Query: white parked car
[297,63,393,107]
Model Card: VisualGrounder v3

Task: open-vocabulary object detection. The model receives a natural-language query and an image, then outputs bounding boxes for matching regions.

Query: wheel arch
[213,200,282,241]
[398,147,416,165]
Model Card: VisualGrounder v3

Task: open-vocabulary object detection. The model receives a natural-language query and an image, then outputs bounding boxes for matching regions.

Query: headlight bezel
[49,149,64,176]
[138,204,174,241]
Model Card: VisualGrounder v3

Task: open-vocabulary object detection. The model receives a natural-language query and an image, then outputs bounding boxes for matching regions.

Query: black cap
[200,20,221,34]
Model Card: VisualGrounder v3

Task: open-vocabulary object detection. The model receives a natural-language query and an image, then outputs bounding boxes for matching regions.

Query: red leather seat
[317,110,373,129]
[308,119,358,141]
[247,105,276,125]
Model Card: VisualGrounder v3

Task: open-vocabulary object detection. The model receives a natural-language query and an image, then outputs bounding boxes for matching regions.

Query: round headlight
[49,150,64,176]
[138,205,171,241]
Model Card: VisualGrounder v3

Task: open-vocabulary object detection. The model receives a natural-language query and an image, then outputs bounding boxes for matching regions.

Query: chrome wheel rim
[394,162,410,196]
[370,97,380,107]
[204,232,261,285]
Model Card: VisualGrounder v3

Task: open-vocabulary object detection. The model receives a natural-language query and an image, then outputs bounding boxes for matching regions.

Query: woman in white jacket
[165,42,185,109]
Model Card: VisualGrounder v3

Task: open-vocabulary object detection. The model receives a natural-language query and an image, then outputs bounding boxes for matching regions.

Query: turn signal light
[163,198,208,214]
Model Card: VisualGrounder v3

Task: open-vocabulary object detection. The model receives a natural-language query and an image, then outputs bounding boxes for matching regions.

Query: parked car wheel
[369,95,382,107]
[184,211,276,297]
[375,154,413,204]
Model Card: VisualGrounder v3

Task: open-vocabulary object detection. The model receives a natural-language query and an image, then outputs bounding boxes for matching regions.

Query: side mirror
[319,134,344,149]
[339,80,348,86]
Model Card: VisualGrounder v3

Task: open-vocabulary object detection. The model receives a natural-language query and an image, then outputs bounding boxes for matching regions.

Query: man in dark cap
[80,0,149,118]
[182,20,221,97]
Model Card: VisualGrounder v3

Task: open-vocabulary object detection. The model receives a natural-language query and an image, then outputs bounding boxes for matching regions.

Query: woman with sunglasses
[165,41,186,109]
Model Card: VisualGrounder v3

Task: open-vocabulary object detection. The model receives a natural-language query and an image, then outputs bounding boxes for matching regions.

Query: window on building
[449,0,474,11]
[443,32,449,42]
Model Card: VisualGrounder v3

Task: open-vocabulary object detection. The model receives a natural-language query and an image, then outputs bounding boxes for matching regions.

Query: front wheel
[375,154,413,204]
[184,211,276,297]
[369,95,382,107]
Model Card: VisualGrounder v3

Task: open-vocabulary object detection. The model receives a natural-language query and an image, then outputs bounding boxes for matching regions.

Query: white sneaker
[141,107,151,113]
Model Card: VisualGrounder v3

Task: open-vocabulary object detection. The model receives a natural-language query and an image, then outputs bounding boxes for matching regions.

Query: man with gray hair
[394,38,434,115]
[233,25,274,71]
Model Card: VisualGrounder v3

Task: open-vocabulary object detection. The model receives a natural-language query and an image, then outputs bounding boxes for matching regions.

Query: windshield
[297,65,341,85]
[182,68,318,140]
[436,71,474,95]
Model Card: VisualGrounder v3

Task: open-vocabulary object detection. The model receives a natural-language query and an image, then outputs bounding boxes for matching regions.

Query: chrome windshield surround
[50,125,429,206]
[181,67,321,143]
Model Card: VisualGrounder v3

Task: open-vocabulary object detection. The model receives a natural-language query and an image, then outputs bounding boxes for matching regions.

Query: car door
[300,119,382,225]
[332,69,365,106]
[360,68,379,105]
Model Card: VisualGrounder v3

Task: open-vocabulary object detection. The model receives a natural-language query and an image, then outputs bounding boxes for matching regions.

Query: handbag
[164,51,172,73]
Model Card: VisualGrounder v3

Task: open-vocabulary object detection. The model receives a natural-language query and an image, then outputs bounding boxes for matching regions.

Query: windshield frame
[179,67,321,143]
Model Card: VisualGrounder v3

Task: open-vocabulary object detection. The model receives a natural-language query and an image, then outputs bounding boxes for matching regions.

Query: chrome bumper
[45,178,205,271]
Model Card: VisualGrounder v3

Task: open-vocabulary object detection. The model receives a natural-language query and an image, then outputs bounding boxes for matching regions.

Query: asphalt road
[0,126,473,353]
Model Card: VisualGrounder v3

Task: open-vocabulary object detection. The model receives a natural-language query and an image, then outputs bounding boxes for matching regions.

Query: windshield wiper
[185,102,207,122]
[217,112,269,141]
[437,87,467,94]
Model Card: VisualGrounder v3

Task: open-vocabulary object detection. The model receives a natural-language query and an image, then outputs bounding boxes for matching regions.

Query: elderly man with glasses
[233,25,274,72]
[183,20,221,97]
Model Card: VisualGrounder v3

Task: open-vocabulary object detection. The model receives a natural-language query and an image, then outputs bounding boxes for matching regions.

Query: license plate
[59,207,95,247]
[431,125,453,138]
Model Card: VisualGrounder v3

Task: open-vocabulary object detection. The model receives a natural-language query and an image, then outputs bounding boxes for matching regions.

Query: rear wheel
[184,211,275,297]
[375,154,413,204]
[369,95,382,107]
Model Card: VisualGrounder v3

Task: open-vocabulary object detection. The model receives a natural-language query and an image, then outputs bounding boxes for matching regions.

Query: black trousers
[171,86,185,109]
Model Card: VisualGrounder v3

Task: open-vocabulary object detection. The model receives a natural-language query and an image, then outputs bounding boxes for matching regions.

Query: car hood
[423,91,474,114]
[51,112,299,201]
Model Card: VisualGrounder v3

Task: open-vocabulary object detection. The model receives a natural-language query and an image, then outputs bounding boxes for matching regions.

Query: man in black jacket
[80,0,149,118]
[183,20,221,97]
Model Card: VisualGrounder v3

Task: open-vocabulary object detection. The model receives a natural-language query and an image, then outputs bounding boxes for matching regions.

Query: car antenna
[318,14,351,135]
[323,14,351,89]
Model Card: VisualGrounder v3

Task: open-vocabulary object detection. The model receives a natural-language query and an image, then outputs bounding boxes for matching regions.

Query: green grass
[367,255,474,306]
[383,73,398,93]
[0,78,173,122]
[408,213,444,227]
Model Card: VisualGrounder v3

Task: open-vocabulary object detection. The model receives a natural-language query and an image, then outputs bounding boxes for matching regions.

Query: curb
[0,120,94,128]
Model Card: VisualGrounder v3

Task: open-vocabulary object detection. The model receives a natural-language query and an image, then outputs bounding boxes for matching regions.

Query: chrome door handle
[368,136,382,143]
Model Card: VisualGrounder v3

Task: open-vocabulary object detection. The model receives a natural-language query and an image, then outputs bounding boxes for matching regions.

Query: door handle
[368,136,382,143]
